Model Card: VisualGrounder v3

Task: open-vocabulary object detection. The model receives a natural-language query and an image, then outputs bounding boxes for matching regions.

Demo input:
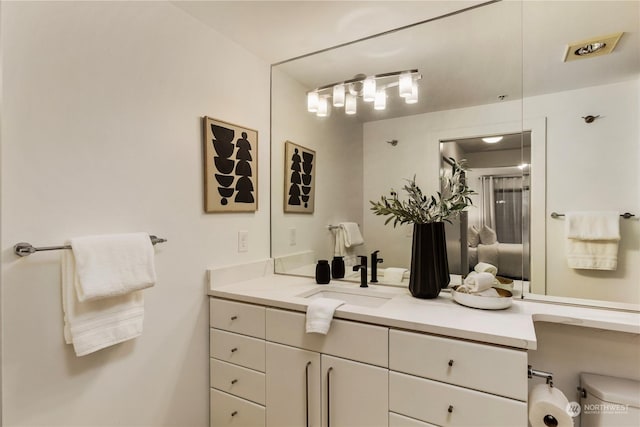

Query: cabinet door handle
[231,411,238,417]
[448,359,454,367]
[230,315,238,321]
[230,347,238,353]
[305,361,312,427]
[448,405,454,413]
[327,367,334,427]
[231,379,238,385]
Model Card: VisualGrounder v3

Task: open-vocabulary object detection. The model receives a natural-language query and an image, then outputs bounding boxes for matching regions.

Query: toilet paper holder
[528,365,554,387]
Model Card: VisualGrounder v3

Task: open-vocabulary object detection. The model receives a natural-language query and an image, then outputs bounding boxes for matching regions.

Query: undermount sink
[297,286,395,308]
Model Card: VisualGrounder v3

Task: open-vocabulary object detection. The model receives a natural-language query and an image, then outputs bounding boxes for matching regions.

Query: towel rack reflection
[13,235,167,257]
[327,224,360,230]
[550,212,635,219]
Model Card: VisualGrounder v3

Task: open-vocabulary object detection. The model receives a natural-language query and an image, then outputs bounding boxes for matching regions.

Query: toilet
[579,373,640,427]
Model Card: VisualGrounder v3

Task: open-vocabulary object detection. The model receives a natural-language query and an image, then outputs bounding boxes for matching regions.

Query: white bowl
[452,286,513,310]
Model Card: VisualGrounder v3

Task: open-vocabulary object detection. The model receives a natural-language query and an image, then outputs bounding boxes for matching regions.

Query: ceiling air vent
[563,32,624,62]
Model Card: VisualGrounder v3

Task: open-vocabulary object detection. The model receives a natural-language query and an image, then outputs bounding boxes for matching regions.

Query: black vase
[315,260,331,284]
[331,256,345,279]
[409,222,450,299]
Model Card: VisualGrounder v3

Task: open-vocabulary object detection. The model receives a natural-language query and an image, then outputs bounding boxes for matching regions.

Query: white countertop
[208,273,640,351]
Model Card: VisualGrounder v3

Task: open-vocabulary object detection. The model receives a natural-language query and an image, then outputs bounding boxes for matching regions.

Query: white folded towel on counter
[457,272,495,294]
[71,232,156,302]
[382,267,407,284]
[564,211,620,270]
[62,251,145,356]
[474,262,498,276]
[305,297,345,335]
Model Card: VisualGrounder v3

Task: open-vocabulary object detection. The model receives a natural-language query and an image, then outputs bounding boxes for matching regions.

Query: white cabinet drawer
[210,359,266,405]
[210,329,265,372]
[210,299,265,339]
[266,308,388,367]
[389,412,437,427]
[389,329,527,400]
[389,372,527,427]
[210,388,265,427]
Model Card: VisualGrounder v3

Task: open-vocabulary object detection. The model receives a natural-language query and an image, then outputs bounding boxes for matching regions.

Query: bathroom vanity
[207,270,640,427]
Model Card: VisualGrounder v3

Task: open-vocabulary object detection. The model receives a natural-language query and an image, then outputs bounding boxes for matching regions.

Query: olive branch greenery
[369,158,475,227]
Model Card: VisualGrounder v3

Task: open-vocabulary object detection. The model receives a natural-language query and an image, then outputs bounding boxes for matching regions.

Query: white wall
[1,2,270,426]
[271,68,363,265]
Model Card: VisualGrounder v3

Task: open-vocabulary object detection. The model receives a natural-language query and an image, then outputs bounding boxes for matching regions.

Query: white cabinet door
[321,354,389,427]
[266,342,321,427]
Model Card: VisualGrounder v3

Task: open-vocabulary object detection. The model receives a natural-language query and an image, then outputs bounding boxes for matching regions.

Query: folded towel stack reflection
[305,297,345,335]
[457,272,499,296]
[62,233,156,356]
[334,222,364,256]
[382,267,407,284]
[565,211,620,270]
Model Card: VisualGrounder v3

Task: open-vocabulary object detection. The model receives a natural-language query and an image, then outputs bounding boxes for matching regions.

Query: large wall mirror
[271,1,639,311]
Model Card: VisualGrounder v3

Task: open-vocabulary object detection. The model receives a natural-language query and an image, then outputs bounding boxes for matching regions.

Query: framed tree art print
[203,117,258,212]
[284,141,315,214]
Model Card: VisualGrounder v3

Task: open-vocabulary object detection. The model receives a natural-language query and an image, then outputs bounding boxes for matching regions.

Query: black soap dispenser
[331,256,345,279]
[315,260,331,284]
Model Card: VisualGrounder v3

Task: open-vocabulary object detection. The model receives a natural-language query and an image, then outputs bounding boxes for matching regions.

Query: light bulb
[316,97,329,117]
[345,93,357,115]
[374,89,386,110]
[333,84,345,107]
[363,77,376,102]
[399,71,413,98]
[307,91,319,112]
[482,136,503,143]
[405,81,418,104]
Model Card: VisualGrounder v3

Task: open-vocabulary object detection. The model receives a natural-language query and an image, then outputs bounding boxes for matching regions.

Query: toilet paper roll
[528,384,574,427]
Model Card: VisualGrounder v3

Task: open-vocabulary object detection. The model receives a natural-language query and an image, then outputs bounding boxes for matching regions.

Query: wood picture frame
[284,141,315,213]
[203,116,258,212]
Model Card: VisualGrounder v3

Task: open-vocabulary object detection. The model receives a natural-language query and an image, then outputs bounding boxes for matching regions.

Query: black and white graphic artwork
[284,141,315,213]
[203,117,258,212]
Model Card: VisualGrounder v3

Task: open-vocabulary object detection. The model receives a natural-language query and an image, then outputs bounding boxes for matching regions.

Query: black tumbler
[315,260,331,284]
[331,256,345,279]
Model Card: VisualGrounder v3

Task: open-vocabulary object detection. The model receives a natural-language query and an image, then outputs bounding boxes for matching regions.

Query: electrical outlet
[289,228,296,246]
[238,231,249,252]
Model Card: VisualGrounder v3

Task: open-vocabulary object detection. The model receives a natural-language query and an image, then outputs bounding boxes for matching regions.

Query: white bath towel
[565,212,620,270]
[474,262,498,276]
[62,251,145,356]
[382,267,407,284]
[71,232,156,302]
[457,272,495,294]
[305,297,345,335]
[339,222,364,248]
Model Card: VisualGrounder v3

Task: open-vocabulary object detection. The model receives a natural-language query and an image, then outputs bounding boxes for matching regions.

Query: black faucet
[370,250,383,283]
[352,255,368,288]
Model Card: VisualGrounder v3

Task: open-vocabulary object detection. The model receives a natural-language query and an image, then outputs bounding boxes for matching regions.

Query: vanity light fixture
[306,69,422,116]
[482,136,503,144]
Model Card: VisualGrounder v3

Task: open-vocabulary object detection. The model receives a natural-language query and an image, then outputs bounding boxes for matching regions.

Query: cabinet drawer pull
[448,405,454,413]
[231,379,238,385]
[230,347,238,353]
[230,315,238,321]
[231,411,238,417]
[448,359,454,367]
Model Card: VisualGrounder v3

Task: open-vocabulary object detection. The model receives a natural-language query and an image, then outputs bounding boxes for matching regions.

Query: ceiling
[173,1,640,122]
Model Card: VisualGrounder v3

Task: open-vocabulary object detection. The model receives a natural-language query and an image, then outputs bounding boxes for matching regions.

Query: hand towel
[382,267,407,283]
[334,229,347,257]
[71,232,156,302]
[62,251,145,356]
[564,212,620,270]
[457,271,495,293]
[339,222,364,248]
[565,211,620,240]
[474,262,498,276]
[305,297,345,334]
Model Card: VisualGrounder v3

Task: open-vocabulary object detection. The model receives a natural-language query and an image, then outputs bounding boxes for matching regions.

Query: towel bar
[13,235,167,257]
[550,211,635,219]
